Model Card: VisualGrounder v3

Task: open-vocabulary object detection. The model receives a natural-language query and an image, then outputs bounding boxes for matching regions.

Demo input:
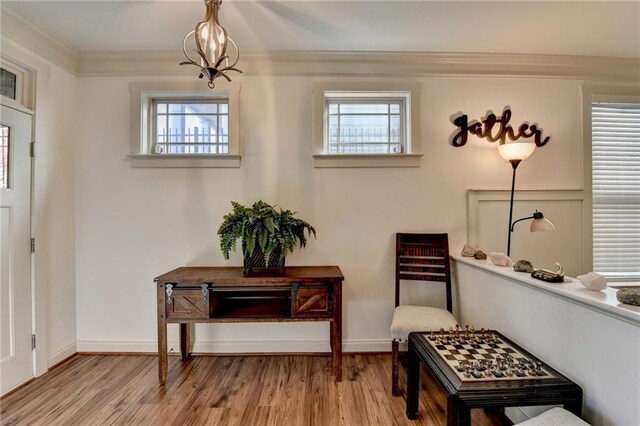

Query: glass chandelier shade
[180,0,242,89]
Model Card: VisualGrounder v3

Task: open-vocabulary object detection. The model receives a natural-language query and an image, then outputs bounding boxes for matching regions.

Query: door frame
[0,53,45,380]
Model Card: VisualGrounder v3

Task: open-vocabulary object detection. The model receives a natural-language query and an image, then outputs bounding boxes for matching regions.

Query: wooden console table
[154,266,344,385]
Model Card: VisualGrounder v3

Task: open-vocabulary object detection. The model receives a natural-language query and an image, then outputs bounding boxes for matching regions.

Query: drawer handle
[166,284,174,305]
[201,284,209,304]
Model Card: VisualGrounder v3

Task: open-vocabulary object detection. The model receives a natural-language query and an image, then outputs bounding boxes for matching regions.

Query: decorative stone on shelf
[474,250,487,260]
[577,272,607,291]
[490,252,513,267]
[461,244,480,257]
[616,288,640,306]
[513,260,534,273]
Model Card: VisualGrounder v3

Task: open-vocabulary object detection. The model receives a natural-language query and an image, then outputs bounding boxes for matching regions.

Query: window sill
[128,154,241,168]
[312,153,423,168]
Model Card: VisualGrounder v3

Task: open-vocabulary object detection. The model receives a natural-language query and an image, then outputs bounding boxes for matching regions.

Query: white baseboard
[77,339,391,354]
[47,341,77,368]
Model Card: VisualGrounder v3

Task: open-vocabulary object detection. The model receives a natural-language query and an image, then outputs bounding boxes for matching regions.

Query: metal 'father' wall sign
[450,108,551,147]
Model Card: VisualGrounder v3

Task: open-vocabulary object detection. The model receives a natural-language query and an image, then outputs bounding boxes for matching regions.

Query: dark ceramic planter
[243,247,285,276]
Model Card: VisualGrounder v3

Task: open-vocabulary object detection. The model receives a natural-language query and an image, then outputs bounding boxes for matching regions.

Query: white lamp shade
[498,142,536,162]
[530,217,555,232]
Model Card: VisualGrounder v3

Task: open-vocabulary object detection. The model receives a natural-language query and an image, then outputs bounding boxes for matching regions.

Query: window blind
[592,101,640,280]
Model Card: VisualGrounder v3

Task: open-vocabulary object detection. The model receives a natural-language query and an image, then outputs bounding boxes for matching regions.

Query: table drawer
[165,285,212,319]
[292,283,332,318]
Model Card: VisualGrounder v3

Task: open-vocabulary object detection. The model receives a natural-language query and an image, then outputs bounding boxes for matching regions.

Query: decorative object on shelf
[218,200,316,275]
[577,272,608,291]
[490,252,513,267]
[616,288,640,306]
[180,0,242,89]
[461,243,479,257]
[450,107,551,148]
[499,136,555,256]
[474,250,487,260]
[514,259,534,273]
[531,263,565,283]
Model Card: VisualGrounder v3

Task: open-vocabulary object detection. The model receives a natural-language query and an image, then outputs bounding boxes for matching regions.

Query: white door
[0,104,33,395]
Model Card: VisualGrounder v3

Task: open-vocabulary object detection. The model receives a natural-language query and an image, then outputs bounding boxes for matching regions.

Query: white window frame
[582,83,640,283]
[129,81,241,168]
[313,81,422,168]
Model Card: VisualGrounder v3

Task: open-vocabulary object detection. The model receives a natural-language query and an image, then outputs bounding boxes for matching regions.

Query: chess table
[405,329,583,425]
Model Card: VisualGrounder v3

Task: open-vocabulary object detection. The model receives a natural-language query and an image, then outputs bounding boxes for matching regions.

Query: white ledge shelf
[451,254,640,327]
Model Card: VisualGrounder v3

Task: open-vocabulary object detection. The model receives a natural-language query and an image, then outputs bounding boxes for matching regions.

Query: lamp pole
[506,159,521,257]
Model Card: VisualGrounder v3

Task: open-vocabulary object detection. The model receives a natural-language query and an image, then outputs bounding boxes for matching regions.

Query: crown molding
[0,4,79,74]
[78,50,640,82]
[2,2,638,82]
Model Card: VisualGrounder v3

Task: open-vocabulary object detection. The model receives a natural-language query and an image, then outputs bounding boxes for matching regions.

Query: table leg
[564,399,583,418]
[447,396,471,426]
[406,342,420,419]
[179,323,191,360]
[157,284,168,386]
[332,282,342,382]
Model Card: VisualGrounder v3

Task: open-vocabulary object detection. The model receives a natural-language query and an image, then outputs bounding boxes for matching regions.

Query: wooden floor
[1,354,506,425]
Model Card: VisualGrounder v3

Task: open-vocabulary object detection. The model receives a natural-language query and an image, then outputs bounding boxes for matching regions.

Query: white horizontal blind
[592,101,640,280]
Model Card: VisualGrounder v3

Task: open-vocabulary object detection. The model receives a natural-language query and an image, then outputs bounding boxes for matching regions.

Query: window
[129,81,240,168]
[313,81,422,167]
[0,68,17,100]
[326,98,404,154]
[153,100,229,154]
[591,100,640,281]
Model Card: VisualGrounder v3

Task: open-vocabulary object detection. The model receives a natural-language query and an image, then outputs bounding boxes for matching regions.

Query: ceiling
[3,1,640,58]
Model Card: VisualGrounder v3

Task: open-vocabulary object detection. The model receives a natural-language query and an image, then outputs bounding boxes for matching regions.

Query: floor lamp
[498,142,555,257]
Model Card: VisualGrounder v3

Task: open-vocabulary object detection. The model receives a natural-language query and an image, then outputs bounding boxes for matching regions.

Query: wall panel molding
[466,189,587,274]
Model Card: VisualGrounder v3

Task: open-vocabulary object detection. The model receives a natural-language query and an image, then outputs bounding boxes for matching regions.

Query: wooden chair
[390,233,458,396]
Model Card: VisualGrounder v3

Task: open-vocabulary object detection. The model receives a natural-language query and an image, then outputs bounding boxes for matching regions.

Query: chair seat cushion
[390,305,458,342]
[516,408,589,425]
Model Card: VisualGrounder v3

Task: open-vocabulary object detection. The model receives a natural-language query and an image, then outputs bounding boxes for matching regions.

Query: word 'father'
[451,108,550,148]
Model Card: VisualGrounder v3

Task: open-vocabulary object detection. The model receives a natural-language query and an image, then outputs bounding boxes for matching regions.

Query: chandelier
[180,0,242,89]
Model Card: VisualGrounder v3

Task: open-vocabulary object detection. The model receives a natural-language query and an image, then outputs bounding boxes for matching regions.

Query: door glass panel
[0,69,17,100]
[1,126,9,189]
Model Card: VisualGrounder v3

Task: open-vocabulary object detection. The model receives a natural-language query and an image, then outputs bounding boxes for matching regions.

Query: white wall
[453,259,640,426]
[0,39,78,370]
[75,74,584,352]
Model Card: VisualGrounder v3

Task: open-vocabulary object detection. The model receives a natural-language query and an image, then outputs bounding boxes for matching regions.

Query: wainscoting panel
[467,190,585,277]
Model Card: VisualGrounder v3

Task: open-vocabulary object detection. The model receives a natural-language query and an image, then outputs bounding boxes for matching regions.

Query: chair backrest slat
[395,233,452,312]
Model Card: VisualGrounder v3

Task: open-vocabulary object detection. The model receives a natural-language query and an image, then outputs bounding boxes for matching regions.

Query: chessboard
[423,326,557,382]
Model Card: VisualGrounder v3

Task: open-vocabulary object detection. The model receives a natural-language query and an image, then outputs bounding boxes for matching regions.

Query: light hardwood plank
[0,354,507,426]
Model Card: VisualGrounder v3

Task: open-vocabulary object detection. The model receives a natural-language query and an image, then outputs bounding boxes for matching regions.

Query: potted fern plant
[218,200,316,275]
